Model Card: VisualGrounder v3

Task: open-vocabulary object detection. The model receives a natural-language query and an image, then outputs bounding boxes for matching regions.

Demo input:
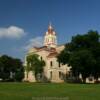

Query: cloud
[0,26,25,38]
[23,36,44,51]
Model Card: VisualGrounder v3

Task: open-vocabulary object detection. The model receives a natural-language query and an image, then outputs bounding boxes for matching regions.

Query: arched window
[58,61,61,67]
[50,61,53,67]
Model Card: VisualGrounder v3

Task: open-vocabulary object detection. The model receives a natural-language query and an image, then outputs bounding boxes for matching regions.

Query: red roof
[34,46,57,52]
[47,52,58,58]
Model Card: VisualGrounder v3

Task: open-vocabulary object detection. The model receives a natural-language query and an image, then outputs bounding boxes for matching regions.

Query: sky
[0,0,100,61]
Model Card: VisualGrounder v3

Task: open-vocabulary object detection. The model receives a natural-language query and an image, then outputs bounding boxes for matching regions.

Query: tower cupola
[44,23,57,48]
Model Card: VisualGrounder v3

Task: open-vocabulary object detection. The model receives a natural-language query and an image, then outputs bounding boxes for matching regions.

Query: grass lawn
[0,82,100,100]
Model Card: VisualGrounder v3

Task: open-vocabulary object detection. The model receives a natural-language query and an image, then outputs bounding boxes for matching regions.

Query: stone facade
[24,24,70,83]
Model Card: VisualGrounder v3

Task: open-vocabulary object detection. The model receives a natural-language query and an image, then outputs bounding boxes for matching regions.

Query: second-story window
[50,61,53,67]
[58,61,61,67]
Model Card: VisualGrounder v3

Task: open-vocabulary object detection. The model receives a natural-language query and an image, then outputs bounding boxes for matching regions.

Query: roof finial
[48,21,53,29]
[49,21,52,26]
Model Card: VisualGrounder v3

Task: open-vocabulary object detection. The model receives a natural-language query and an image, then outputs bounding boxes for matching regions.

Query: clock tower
[44,23,57,48]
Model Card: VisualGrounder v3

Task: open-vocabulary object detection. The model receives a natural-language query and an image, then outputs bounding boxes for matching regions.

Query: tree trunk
[82,78,86,83]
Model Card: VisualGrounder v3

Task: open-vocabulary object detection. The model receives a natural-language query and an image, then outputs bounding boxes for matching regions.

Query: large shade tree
[57,30,100,83]
[0,55,24,81]
[26,54,45,81]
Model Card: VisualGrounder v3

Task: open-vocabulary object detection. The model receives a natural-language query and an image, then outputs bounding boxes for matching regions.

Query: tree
[0,55,24,82]
[13,59,24,81]
[57,30,100,83]
[69,50,96,83]
[0,55,12,81]
[26,54,45,81]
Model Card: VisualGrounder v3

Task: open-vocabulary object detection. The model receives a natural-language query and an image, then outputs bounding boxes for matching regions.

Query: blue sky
[0,0,100,61]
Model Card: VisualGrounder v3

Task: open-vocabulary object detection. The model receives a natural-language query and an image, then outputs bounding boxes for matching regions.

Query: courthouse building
[24,24,70,82]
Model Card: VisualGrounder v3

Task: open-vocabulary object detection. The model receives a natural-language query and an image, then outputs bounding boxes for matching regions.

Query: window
[59,72,63,80]
[50,61,53,67]
[58,61,61,67]
[59,72,61,78]
[50,71,52,79]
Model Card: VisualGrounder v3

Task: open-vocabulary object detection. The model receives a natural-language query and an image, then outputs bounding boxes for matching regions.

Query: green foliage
[26,54,45,81]
[0,55,24,81]
[69,50,96,81]
[57,30,100,83]
[14,68,24,82]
